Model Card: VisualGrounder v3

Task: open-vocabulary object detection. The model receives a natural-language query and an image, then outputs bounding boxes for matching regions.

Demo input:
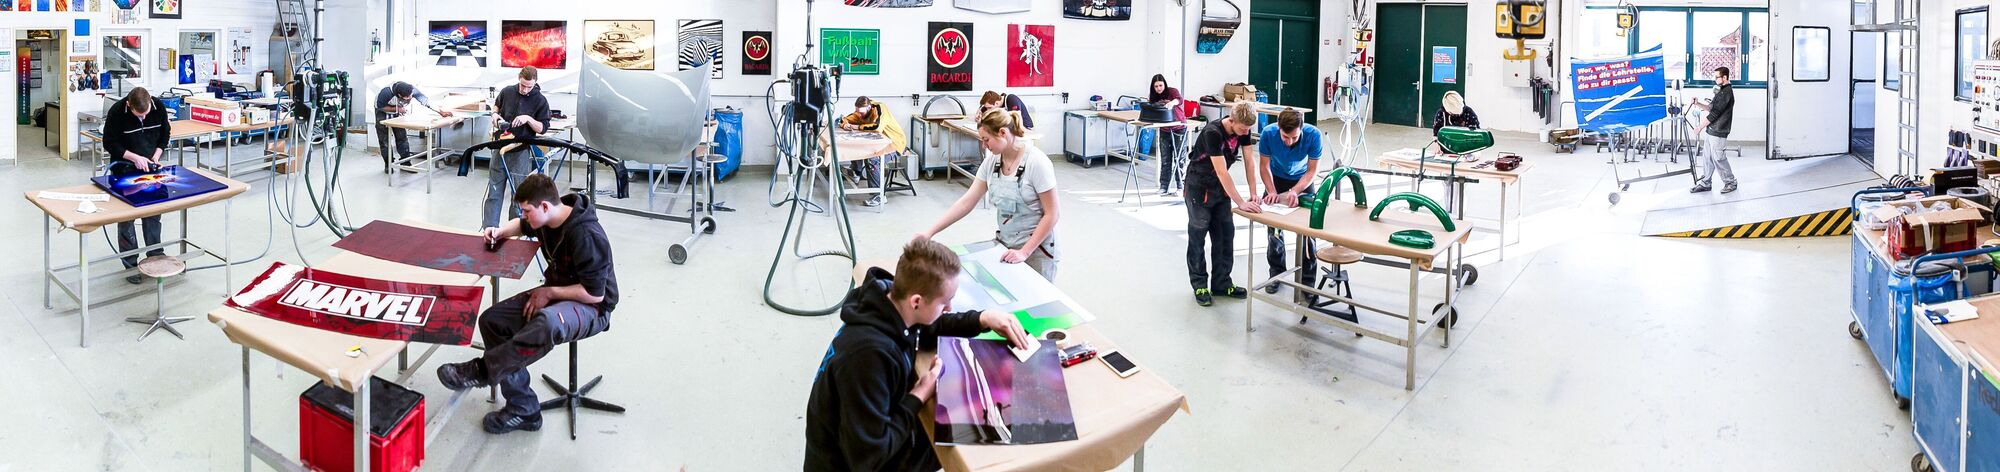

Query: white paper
[1263,205,1298,216]
[38,191,110,202]
[75,200,99,214]
[1923,300,1982,324]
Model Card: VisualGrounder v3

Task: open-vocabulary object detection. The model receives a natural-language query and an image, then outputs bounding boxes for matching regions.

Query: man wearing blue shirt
[1256,110,1327,301]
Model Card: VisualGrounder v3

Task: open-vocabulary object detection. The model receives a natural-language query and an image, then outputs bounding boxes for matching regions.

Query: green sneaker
[1220,286,1250,299]
[1194,288,1214,307]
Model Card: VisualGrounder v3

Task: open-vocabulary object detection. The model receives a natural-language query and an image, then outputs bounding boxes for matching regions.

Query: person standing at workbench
[101,87,170,285]
[803,238,1031,471]
[483,66,551,230]
[1150,74,1189,196]
[1688,66,1738,194]
[916,108,1062,281]
[1184,103,1263,307]
[1257,109,1323,296]
[373,81,452,173]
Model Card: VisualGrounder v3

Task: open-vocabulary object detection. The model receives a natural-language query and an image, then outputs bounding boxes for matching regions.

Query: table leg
[1405,263,1418,390]
[355,377,371,471]
[1245,216,1256,333]
[224,132,233,179]
[79,233,89,348]
[225,199,232,293]
[426,130,435,194]
[1134,444,1146,472]
[1444,243,1456,348]
[242,346,251,472]
[181,209,189,256]
[1499,181,1509,261]
[44,214,51,309]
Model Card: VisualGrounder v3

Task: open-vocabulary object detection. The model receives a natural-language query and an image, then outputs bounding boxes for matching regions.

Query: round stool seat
[137,256,186,278]
[699,153,730,164]
[1315,246,1364,265]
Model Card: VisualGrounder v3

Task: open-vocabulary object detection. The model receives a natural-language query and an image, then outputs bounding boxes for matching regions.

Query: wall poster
[427,21,488,67]
[584,20,654,70]
[926,22,973,92]
[1007,24,1053,87]
[842,0,932,6]
[147,0,178,19]
[678,19,724,79]
[954,0,1030,14]
[226,27,253,74]
[820,28,880,75]
[1063,0,1129,21]
[501,20,567,69]
[742,31,773,76]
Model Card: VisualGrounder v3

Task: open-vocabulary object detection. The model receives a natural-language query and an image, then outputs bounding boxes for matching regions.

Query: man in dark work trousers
[100,87,170,285]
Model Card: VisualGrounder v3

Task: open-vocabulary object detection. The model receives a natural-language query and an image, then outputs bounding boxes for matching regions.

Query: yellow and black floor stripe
[1658,207,1855,238]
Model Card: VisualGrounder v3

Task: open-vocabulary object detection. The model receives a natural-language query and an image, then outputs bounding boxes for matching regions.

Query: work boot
[1689,183,1712,193]
[436,361,488,391]
[482,410,542,434]
[1720,182,1738,194]
[1219,286,1250,299]
[1194,288,1214,307]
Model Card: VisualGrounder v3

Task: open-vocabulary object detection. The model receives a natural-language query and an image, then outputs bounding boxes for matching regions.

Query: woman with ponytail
[915,108,1063,280]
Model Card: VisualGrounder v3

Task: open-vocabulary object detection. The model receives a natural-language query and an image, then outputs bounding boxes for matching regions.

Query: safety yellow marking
[1656,207,1854,239]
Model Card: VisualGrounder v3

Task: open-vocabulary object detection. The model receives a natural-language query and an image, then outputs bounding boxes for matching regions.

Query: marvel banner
[227,262,486,346]
[927,22,973,92]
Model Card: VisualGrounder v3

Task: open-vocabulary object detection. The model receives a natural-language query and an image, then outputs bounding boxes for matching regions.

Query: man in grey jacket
[1689,66,1737,194]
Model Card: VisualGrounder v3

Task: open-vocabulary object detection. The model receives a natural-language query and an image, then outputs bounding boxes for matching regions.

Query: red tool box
[299,376,426,472]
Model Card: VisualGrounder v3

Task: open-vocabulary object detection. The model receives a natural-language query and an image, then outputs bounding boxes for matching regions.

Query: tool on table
[1297,166,1368,230]
[1370,193,1457,249]
[486,237,502,252]
[1059,342,1098,367]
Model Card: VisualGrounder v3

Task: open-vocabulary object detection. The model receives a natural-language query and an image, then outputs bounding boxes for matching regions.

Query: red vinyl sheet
[332,220,540,280]
[226,262,485,346]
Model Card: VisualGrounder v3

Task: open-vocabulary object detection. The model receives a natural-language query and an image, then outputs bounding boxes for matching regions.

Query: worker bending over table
[839,96,908,207]
[1185,103,1263,306]
[917,109,1062,280]
[1257,110,1324,297]
[101,87,171,285]
[483,67,551,229]
[438,174,620,434]
[1431,91,1481,137]
[978,90,1034,130]
[1149,74,1188,196]
[803,238,1031,471]
[374,81,453,173]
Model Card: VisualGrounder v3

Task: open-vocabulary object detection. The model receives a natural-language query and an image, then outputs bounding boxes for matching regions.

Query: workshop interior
[3,0,1996,470]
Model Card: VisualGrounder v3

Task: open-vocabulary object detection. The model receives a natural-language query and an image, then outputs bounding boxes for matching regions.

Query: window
[1885,31,1902,91]
[1958,7,1988,101]
[1576,8,1626,58]
[1601,6,1770,87]
[1792,27,1830,82]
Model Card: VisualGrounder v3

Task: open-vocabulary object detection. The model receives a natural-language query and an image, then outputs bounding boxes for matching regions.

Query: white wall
[1463,0,1561,133]
[0,2,280,161]
[1869,0,1992,177]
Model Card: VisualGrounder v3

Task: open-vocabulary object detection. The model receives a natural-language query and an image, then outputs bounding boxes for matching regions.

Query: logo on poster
[278,280,436,326]
[932,27,969,68]
[745,35,770,61]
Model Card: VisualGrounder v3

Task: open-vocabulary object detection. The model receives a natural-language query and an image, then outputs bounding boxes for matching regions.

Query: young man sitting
[438,173,619,434]
[838,96,908,207]
[804,238,1031,471]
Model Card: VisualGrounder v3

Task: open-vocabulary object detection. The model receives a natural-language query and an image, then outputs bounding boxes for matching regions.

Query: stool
[126,256,191,341]
[883,150,918,197]
[538,341,624,440]
[1304,246,1363,326]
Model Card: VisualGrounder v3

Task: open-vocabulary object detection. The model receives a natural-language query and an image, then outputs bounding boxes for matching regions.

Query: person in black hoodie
[483,66,553,229]
[437,173,619,435]
[804,238,1031,471]
[101,87,171,284]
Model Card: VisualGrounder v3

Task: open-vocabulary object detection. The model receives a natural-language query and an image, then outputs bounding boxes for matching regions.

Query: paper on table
[1925,300,1982,324]
[76,200,99,214]
[1263,205,1298,216]
[38,191,109,202]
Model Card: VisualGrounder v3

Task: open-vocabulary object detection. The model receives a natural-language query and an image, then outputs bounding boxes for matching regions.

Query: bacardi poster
[927,22,973,92]
[742,31,773,76]
[226,262,487,346]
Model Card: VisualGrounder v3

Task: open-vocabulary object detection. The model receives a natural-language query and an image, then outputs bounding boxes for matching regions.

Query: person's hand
[1000,248,1029,264]
[1237,198,1263,213]
[439,110,454,118]
[126,155,152,172]
[522,286,553,319]
[1260,191,1281,205]
[1282,191,1300,207]
[912,231,932,242]
[978,310,1033,350]
[910,359,941,403]
[480,227,503,244]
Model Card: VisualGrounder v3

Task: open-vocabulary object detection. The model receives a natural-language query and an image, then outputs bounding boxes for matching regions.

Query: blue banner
[1569,50,1668,132]
[1430,46,1457,84]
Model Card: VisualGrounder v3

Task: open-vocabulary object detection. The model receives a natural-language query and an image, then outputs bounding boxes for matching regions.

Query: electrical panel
[1973,60,2000,135]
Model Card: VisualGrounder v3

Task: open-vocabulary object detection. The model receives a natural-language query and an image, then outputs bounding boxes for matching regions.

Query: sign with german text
[1569,49,1668,132]
[226,262,485,346]
[927,22,973,92]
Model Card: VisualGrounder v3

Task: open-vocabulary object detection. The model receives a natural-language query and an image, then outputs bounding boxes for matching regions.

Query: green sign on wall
[820,28,880,75]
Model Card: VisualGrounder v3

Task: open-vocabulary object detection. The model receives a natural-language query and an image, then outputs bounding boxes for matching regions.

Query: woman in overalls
[917,108,1063,280]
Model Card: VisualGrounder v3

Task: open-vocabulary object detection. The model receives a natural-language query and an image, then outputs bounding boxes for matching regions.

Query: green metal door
[1419,4,1466,129]
[1373,3,1424,126]
[1248,0,1319,122]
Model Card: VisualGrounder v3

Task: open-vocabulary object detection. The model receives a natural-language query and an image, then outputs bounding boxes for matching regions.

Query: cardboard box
[190,104,243,127]
[1877,196,1990,260]
[184,96,240,110]
[1222,83,1256,103]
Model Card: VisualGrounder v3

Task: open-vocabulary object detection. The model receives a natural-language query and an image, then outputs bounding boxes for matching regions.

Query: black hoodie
[804,268,984,472]
[518,193,618,313]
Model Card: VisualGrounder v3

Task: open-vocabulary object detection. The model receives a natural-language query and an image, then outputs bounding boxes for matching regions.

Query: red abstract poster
[1007,24,1053,88]
[226,262,486,346]
[501,20,567,69]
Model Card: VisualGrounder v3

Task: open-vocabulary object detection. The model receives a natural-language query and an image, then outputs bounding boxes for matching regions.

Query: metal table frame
[1242,208,1464,390]
[1103,116,1194,203]
[198,120,293,179]
[42,202,231,348]
[384,118,463,194]
[1378,156,1523,261]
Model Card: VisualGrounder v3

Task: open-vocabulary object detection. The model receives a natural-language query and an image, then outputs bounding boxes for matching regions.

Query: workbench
[25,166,249,348]
[1910,294,2000,472]
[819,130,901,206]
[1376,148,1534,261]
[1097,110,1196,203]
[380,114,468,194]
[1848,187,1999,409]
[1238,202,1472,390]
[194,118,295,179]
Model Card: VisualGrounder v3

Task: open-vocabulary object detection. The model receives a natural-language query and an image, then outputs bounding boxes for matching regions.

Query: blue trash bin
[1889,260,1963,400]
[713,108,743,180]
[1254,90,1271,130]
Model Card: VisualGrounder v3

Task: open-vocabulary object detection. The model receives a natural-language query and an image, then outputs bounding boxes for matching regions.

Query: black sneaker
[436,361,487,391]
[1263,283,1280,294]
[1194,288,1214,307]
[1220,286,1250,299]
[482,410,543,434]
[126,275,144,285]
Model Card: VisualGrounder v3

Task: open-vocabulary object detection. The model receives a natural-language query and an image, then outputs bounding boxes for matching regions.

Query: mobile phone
[1099,350,1140,378]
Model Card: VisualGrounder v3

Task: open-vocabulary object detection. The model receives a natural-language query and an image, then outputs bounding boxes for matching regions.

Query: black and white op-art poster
[927,22,973,92]
[742,31,773,76]
[428,21,488,67]
[1064,0,1130,21]
[678,19,724,79]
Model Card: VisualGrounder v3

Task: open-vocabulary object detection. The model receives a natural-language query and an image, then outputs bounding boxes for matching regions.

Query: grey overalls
[988,158,1060,281]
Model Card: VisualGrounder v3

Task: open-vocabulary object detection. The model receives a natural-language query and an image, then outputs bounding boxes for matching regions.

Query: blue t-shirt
[1259,124,1322,181]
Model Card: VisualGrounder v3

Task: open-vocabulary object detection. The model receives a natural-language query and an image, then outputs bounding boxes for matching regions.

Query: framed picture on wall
[820,28,880,75]
[501,20,567,69]
[428,21,489,68]
[1790,26,1828,82]
[583,20,654,70]
[1957,7,1988,102]
[148,0,178,19]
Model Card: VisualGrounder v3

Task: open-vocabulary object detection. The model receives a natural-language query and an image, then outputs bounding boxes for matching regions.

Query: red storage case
[299,376,426,472]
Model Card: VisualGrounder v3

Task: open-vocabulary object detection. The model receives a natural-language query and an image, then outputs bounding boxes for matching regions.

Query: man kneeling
[438,173,619,434]
[804,238,1030,471]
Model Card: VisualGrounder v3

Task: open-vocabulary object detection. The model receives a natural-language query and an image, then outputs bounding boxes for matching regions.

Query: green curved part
[1435,126,1495,155]
[1370,192,1457,232]
[1301,167,1368,230]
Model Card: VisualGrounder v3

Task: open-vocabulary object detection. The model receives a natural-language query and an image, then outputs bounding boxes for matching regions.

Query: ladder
[1894,0,1919,177]
[274,0,316,71]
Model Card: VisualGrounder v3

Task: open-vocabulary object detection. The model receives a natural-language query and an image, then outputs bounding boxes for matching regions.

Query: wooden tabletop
[381,113,467,131]
[218,118,295,132]
[23,166,250,234]
[1945,295,2000,375]
[1095,110,1198,129]
[822,131,900,162]
[1377,148,1535,184]
[169,120,224,140]
[1221,101,1312,116]
[937,117,1045,141]
[1236,203,1472,270]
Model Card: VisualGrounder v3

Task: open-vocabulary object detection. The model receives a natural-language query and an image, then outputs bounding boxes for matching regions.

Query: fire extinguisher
[1324,77,1335,105]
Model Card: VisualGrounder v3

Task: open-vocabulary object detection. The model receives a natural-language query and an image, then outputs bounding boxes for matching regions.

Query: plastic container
[1858,192,1912,231]
[299,377,426,472]
[713,108,743,181]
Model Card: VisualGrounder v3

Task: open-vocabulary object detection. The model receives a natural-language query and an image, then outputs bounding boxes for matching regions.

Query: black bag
[1138,102,1176,123]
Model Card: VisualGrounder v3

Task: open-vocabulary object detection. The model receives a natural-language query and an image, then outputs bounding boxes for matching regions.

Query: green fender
[1369,192,1457,232]
[1300,167,1367,230]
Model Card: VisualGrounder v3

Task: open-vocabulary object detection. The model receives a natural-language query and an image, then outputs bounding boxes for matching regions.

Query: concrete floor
[0,123,1915,471]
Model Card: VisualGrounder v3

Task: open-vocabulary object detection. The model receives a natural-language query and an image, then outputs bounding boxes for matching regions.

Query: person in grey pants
[484,66,552,229]
[1690,66,1738,194]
